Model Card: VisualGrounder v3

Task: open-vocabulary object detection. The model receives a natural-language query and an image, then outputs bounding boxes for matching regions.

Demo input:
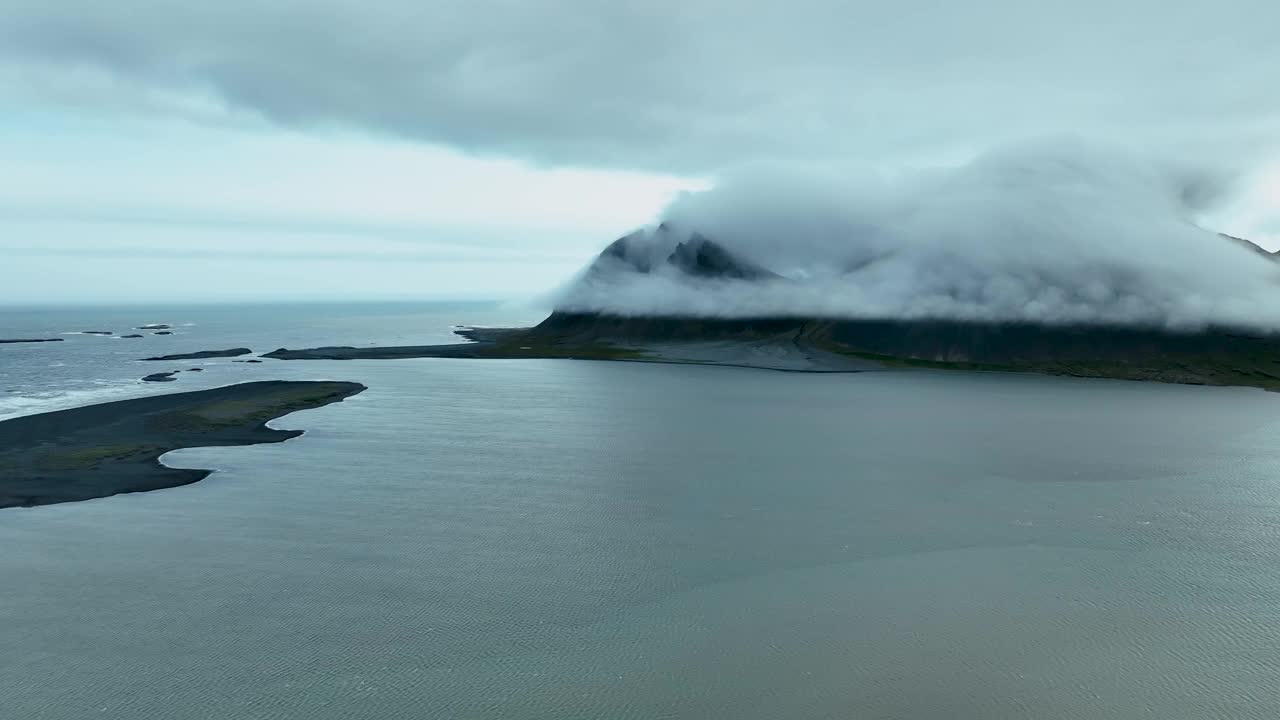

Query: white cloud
[557,141,1280,330]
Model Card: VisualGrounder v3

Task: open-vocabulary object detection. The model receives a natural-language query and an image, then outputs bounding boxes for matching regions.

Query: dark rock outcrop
[136,324,172,330]
[665,234,780,280]
[597,231,656,273]
[142,348,251,361]
[589,225,779,282]
[0,338,64,344]
[120,334,144,339]
[142,372,179,383]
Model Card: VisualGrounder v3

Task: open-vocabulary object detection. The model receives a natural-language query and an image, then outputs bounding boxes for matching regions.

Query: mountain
[666,234,781,280]
[266,227,1280,388]
[526,227,1280,389]
[1222,233,1279,260]
[588,223,780,281]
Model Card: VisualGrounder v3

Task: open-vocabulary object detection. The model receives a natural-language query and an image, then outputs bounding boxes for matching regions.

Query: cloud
[2,0,1279,172]
[4,1,1279,307]
[554,140,1280,330]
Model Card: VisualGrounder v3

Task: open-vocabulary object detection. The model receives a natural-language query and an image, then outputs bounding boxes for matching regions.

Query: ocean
[4,302,1280,719]
[0,301,546,420]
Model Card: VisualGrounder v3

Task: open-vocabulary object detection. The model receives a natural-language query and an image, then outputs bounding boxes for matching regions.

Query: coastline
[8,313,1280,510]
[261,322,1280,390]
[262,327,886,373]
[0,380,366,509]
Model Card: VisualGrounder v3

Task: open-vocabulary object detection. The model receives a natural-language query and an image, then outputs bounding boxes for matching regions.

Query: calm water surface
[4,305,1280,718]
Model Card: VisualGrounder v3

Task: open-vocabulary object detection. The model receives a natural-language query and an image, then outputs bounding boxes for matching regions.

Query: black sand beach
[0,381,365,509]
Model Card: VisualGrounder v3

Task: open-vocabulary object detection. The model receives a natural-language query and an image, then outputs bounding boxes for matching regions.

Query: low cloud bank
[555,141,1280,330]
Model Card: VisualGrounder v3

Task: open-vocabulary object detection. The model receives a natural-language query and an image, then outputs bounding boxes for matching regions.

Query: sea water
[0,301,544,419]
[4,303,1280,718]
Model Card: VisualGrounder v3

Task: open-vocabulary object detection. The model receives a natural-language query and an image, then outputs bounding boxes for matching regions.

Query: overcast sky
[1,0,1278,305]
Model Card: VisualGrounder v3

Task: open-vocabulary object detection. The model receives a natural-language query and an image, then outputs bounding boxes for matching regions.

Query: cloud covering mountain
[556,142,1280,330]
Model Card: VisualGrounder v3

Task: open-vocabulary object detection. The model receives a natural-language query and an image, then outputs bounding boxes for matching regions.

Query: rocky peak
[665,233,780,280]
[1221,233,1277,260]
[591,225,779,281]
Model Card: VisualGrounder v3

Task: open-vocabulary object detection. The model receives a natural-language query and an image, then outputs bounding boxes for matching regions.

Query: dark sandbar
[0,380,365,509]
[261,325,881,372]
[264,343,493,361]
[142,348,252,361]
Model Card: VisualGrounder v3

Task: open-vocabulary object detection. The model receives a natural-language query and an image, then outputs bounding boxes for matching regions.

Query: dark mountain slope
[532,311,1280,388]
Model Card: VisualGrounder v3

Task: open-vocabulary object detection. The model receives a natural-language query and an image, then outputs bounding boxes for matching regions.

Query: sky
[1,0,1279,305]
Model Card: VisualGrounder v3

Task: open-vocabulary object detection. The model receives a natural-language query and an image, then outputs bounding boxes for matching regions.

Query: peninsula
[263,226,1280,389]
[0,381,365,509]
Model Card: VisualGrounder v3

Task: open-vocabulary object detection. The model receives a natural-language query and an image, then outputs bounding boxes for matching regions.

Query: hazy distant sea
[5,302,1280,719]
[0,301,544,419]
